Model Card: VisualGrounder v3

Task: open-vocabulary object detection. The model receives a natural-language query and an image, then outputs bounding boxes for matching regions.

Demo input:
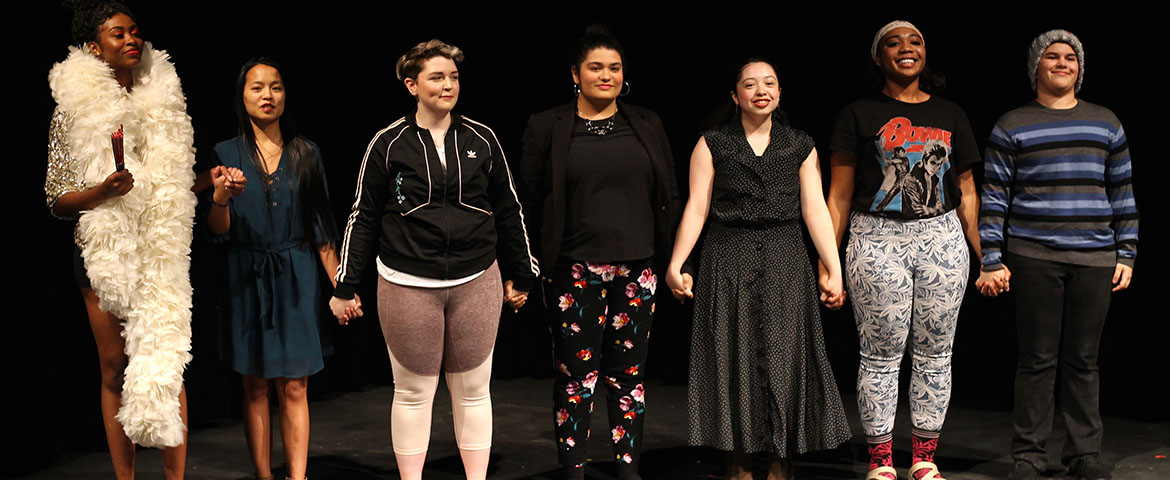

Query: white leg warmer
[446,352,493,451]
[389,352,440,456]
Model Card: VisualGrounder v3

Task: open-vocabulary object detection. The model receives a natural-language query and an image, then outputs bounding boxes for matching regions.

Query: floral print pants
[546,258,655,468]
[845,211,968,437]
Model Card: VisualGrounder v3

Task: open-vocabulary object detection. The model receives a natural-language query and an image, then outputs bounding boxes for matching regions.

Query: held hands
[666,269,693,302]
[817,261,847,310]
[99,170,134,199]
[1112,263,1133,292]
[211,165,247,204]
[503,280,528,313]
[975,265,1012,297]
[329,294,363,325]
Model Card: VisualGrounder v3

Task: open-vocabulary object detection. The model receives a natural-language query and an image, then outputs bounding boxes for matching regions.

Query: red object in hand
[111,124,125,171]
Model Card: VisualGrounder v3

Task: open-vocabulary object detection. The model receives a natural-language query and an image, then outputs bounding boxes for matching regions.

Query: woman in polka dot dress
[665,59,851,479]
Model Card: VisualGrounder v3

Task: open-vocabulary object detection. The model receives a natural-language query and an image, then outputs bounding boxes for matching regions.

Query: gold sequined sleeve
[45,107,86,220]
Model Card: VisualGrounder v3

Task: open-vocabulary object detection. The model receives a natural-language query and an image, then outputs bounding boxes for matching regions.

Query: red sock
[867,438,895,479]
[911,429,941,479]
[912,433,938,464]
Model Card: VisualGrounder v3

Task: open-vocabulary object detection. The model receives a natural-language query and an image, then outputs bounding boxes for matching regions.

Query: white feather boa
[48,44,196,448]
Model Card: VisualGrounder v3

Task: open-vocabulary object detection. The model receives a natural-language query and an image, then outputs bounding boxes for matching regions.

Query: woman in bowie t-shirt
[824,20,982,480]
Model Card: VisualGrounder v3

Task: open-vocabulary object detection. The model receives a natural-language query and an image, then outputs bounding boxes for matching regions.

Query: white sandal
[909,461,946,480]
[866,465,898,480]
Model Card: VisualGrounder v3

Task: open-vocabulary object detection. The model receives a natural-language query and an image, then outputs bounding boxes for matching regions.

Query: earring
[573,83,581,96]
[620,81,631,96]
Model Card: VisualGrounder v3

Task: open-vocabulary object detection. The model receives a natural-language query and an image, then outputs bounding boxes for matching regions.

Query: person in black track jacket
[329,39,538,480]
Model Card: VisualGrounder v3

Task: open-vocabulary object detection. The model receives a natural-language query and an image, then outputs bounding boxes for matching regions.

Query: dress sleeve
[796,128,816,164]
[487,125,540,292]
[333,130,393,300]
[978,122,1016,271]
[45,108,87,220]
[1106,123,1138,267]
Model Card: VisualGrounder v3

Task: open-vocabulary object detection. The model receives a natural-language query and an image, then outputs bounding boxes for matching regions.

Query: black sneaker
[1068,456,1112,480]
[1009,461,1040,480]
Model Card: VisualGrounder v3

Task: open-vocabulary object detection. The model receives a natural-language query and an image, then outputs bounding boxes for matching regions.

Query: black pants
[546,258,655,469]
[1006,253,1113,469]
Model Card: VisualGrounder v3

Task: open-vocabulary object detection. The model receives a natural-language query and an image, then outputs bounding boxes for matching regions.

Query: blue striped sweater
[979,100,1137,270]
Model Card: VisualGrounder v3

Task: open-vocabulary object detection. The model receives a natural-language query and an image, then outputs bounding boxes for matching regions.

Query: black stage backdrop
[15,2,1167,473]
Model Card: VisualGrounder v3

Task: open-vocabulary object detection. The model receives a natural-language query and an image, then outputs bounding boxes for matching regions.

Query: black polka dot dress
[687,117,852,455]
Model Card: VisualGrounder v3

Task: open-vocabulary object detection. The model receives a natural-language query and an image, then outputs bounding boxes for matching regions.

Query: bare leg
[727,451,753,480]
[162,384,188,480]
[766,455,792,480]
[242,375,273,479]
[457,449,489,480]
[275,377,310,480]
[84,287,135,480]
[395,452,427,480]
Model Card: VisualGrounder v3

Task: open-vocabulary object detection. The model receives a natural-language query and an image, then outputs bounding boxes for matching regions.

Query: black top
[561,112,655,262]
[829,94,979,219]
[333,111,540,299]
[518,100,681,274]
[703,116,813,227]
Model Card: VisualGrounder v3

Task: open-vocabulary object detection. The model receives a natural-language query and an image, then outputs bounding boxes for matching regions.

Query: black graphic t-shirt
[829,94,979,219]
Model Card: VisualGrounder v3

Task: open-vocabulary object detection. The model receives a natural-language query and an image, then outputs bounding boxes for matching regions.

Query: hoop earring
[620,81,631,96]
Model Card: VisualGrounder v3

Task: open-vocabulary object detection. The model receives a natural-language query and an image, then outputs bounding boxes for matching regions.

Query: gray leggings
[845,211,968,437]
[376,262,502,454]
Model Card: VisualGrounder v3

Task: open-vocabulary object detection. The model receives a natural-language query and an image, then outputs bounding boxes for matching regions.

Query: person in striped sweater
[976,29,1137,480]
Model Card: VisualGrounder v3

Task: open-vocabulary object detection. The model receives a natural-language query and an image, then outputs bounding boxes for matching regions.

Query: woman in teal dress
[207,57,351,480]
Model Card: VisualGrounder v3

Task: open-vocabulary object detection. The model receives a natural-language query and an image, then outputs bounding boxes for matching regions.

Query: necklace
[578,105,617,136]
[584,117,614,136]
[258,142,284,177]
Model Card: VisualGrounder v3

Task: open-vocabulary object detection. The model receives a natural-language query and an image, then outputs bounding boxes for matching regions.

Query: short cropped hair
[67,0,135,46]
[395,39,464,81]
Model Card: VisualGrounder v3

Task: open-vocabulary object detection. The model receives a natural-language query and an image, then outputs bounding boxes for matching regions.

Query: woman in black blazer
[518,26,680,480]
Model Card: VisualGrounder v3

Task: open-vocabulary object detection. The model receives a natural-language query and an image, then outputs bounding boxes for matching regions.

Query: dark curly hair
[65,0,136,46]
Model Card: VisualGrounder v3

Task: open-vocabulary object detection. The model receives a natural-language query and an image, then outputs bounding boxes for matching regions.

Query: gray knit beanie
[1027,29,1084,93]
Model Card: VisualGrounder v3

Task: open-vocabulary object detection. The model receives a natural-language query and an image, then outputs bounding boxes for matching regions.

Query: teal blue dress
[211,136,334,379]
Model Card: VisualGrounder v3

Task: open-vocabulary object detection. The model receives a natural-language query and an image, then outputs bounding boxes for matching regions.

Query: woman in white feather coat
[46,2,196,478]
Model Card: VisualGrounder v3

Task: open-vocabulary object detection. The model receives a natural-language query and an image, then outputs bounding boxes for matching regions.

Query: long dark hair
[234,57,335,248]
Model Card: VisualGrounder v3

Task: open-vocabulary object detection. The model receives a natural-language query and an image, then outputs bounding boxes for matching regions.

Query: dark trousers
[1006,253,1113,469]
[546,258,655,469]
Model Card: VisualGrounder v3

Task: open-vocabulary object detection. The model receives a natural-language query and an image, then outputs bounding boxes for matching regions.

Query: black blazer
[518,100,682,274]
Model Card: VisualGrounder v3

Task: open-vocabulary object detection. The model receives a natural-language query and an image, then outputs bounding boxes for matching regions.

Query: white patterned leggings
[845,211,968,437]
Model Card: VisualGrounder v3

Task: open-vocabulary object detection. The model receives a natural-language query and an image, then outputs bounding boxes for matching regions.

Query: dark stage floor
[22,378,1168,479]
